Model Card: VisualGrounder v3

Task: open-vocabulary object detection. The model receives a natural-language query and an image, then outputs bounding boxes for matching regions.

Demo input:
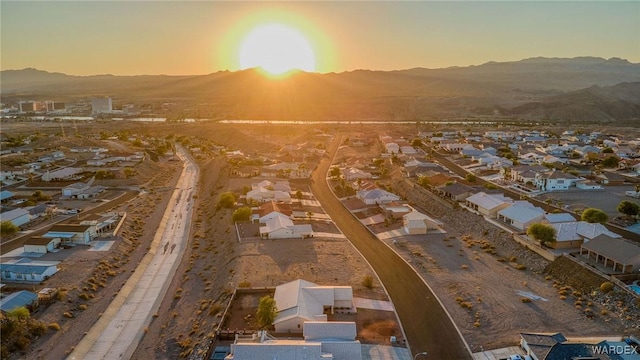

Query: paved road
[68,145,198,360]
[311,137,472,359]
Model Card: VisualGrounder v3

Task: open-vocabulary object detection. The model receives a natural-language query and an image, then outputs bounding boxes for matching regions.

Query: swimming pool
[630,285,640,296]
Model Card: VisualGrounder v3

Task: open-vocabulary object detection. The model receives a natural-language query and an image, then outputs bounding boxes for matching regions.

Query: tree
[256,296,277,329]
[602,147,614,153]
[465,174,477,183]
[601,156,619,168]
[7,307,30,321]
[411,138,422,148]
[417,176,430,189]
[1,221,19,236]
[527,223,556,246]
[617,201,640,217]
[581,208,609,224]
[232,207,252,222]
[329,167,341,179]
[295,190,303,200]
[217,192,236,209]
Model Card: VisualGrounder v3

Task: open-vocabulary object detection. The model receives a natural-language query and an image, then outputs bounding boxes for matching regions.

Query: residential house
[259,214,313,239]
[0,258,59,282]
[549,221,621,249]
[0,190,16,203]
[496,201,545,232]
[380,202,412,219]
[246,187,291,204]
[273,279,354,333]
[595,172,626,186]
[534,171,579,191]
[0,208,31,227]
[41,167,82,182]
[403,210,442,235]
[226,323,361,360]
[580,235,640,274]
[24,236,61,254]
[254,201,292,223]
[436,183,476,202]
[543,213,576,224]
[343,167,372,181]
[62,183,106,199]
[465,192,513,218]
[0,290,39,313]
[356,189,400,205]
[43,224,92,245]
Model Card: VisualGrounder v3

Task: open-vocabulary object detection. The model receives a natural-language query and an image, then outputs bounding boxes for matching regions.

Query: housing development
[1,113,639,360]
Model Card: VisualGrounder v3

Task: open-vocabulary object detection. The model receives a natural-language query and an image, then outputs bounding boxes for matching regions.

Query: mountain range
[2,57,639,123]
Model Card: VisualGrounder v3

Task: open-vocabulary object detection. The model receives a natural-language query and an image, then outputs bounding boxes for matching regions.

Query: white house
[24,236,61,254]
[43,224,92,245]
[227,323,361,360]
[356,189,400,205]
[259,214,313,239]
[0,208,31,227]
[403,210,442,235]
[465,192,513,218]
[496,201,545,232]
[247,188,291,204]
[273,279,354,333]
[62,182,90,197]
[343,167,372,181]
[0,258,59,282]
[534,171,580,191]
[384,142,400,154]
[41,167,82,182]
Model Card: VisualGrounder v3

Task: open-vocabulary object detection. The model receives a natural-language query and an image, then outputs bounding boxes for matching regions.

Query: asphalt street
[311,137,472,359]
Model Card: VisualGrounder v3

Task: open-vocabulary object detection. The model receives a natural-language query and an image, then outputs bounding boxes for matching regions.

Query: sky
[1,1,639,76]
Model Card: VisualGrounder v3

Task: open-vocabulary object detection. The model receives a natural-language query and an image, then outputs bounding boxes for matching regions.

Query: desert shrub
[238,281,251,288]
[63,312,73,318]
[79,293,90,300]
[515,264,527,270]
[521,298,532,303]
[600,282,614,293]
[362,275,374,289]
[78,304,88,310]
[48,322,61,330]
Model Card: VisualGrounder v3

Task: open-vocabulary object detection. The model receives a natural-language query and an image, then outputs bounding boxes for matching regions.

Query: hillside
[2,57,640,122]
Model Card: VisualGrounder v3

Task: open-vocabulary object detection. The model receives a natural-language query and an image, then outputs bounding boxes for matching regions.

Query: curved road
[68,145,198,359]
[311,136,472,359]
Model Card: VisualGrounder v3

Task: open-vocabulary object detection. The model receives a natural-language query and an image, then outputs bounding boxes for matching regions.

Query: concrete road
[311,136,472,359]
[68,145,198,360]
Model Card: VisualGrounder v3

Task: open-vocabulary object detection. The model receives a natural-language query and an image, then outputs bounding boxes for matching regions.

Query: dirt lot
[385,177,635,352]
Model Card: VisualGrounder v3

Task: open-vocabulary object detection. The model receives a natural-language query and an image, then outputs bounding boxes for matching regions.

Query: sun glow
[239,23,316,75]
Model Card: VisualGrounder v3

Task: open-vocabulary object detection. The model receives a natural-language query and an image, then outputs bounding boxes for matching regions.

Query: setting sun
[239,23,316,75]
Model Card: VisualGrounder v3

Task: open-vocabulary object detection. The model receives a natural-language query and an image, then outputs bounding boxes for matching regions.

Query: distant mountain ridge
[2,57,639,123]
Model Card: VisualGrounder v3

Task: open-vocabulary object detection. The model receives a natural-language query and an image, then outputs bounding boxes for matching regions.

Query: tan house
[580,235,640,274]
[465,192,513,218]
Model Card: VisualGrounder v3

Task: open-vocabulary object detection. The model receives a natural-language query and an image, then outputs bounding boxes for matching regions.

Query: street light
[413,351,428,359]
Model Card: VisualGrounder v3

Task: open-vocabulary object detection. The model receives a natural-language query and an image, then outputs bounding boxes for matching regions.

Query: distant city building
[91,97,112,113]
[18,100,64,113]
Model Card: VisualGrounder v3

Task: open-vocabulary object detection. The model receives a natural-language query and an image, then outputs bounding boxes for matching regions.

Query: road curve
[68,145,198,360]
[311,136,472,359]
